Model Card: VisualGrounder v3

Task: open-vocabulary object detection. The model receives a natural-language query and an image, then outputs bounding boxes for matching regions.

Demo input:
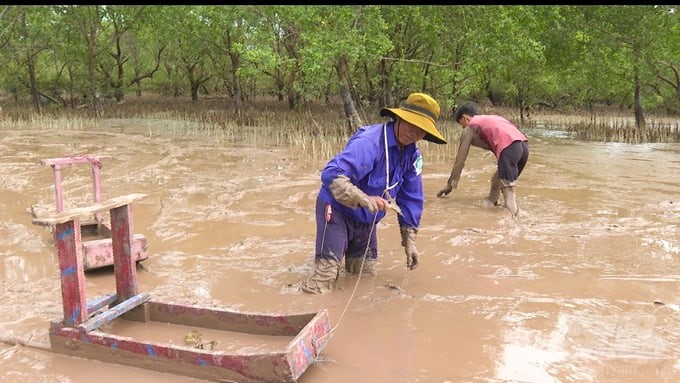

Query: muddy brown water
[0,124,678,383]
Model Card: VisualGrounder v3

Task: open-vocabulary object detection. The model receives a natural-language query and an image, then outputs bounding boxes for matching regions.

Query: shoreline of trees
[1,5,679,135]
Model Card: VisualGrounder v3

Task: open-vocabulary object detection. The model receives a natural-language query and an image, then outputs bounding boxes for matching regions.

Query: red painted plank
[111,204,138,299]
[146,301,315,336]
[82,234,148,270]
[32,194,147,226]
[288,309,331,380]
[54,219,87,326]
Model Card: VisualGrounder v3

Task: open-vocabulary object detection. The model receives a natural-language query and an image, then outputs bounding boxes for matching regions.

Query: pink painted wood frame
[42,155,104,225]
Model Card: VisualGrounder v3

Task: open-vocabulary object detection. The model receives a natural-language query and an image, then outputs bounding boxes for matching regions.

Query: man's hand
[436,184,453,197]
[400,226,419,270]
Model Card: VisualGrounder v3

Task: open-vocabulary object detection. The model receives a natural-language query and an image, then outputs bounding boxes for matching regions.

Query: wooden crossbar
[78,293,151,332]
[32,193,147,226]
[41,155,104,167]
[40,155,105,222]
[86,293,118,315]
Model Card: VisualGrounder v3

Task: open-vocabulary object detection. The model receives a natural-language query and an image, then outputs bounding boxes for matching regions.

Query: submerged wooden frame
[33,193,331,383]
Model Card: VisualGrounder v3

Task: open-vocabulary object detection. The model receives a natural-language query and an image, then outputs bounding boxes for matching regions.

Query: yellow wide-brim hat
[380,92,447,145]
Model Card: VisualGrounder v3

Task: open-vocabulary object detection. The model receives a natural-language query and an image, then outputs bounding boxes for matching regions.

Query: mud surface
[1,124,678,382]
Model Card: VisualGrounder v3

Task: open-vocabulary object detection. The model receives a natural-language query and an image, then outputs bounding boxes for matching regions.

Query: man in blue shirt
[300,92,447,294]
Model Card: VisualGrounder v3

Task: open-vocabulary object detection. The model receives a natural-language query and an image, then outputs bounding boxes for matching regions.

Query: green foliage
[0,5,678,121]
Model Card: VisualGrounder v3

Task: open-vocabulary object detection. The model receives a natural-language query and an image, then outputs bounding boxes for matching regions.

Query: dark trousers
[498,140,529,183]
[315,196,377,263]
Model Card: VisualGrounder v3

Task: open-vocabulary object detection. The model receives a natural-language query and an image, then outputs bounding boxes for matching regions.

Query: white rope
[325,212,379,339]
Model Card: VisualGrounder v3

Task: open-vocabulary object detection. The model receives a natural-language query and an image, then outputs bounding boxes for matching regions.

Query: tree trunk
[287,90,301,111]
[335,55,362,134]
[229,51,242,110]
[20,10,42,113]
[378,59,392,108]
[28,58,41,114]
[633,69,646,131]
[191,81,199,102]
[88,51,102,117]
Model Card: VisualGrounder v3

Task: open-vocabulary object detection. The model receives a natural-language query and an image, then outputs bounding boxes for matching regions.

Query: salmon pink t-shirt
[468,115,527,158]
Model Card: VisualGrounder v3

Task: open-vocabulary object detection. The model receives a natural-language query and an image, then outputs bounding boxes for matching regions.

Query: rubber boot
[501,186,519,217]
[345,257,377,276]
[300,258,341,294]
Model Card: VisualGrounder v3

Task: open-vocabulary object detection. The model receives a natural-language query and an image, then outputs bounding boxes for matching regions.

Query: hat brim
[380,108,447,145]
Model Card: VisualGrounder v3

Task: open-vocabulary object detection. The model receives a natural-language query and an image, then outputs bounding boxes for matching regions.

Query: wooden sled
[33,193,330,383]
[32,155,148,270]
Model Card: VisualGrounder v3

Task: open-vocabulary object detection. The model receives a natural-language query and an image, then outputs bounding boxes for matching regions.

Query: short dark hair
[454,102,479,121]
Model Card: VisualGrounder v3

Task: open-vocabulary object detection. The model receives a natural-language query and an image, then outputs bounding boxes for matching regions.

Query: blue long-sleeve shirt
[318,121,424,228]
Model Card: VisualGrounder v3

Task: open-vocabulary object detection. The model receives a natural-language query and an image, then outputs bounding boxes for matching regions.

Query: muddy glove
[400,226,419,270]
[329,175,378,212]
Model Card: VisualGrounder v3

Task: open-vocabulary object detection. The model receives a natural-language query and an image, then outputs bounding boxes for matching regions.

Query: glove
[436,184,453,197]
[329,175,378,212]
[400,226,419,270]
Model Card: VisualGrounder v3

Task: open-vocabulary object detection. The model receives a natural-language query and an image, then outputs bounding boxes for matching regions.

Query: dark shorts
[315,196,377,262]
[498,140,529,183]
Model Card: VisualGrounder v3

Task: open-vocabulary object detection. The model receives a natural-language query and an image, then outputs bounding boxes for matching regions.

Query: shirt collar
[387,121,400,149]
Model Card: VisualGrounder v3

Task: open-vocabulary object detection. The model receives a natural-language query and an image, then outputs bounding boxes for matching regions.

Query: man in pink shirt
[436,102,529,217]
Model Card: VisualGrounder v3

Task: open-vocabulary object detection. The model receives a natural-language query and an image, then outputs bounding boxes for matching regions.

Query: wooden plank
[54,219,87,327]
[86,293,118,315]
[42,155,102,167]
[32,193,147,225]
[77,293,151,332]
[82,234,147,270]
[111,204,138,298]
[288,309,331,380]
[145,301,318,336]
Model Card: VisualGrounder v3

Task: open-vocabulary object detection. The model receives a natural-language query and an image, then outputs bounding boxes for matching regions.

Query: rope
[327,212,379,336]
[316,186,396,345]
[312,212,378,350]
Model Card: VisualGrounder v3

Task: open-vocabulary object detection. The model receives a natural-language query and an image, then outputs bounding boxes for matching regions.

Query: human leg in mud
[301,197,377,294]
[497,141,529,217]
[344,228,378,276]
[486,170,501,206]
